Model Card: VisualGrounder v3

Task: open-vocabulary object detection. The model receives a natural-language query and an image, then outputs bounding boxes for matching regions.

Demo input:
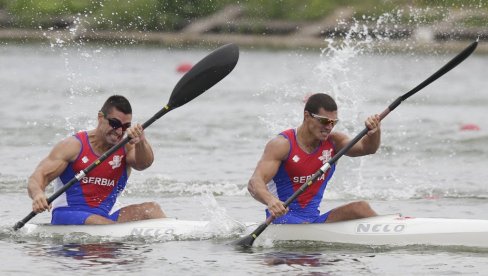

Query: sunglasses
[310,113,339,127]
[106,117,131,131]
[100,111,131,131]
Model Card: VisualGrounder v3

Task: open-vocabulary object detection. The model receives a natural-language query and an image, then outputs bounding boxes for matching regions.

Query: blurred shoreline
[1,28,485,54]
[1,4,487,54]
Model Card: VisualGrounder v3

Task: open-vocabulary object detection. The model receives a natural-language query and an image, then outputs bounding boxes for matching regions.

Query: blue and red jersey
[51,131,128,215]
[267,128,336,218]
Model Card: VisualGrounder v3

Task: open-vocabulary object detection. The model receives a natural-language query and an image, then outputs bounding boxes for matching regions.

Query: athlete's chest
[73,133,126,178]
[285,146,333,174]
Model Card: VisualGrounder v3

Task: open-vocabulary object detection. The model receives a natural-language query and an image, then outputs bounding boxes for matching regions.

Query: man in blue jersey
[28,95,165,225]
[248,93,381,224]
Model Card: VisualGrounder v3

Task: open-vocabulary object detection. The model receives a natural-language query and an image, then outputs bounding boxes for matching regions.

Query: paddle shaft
[238,41,478,247]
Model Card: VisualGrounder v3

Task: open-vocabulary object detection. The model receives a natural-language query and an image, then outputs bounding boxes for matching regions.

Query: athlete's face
[99,108,132,145]
[306,108,338,141]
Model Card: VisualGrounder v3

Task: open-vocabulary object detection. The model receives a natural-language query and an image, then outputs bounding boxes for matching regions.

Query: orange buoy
[460,123,480,131]
[176,63,192,73]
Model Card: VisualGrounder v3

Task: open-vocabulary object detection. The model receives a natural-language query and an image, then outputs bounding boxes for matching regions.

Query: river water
[1,37,488,275]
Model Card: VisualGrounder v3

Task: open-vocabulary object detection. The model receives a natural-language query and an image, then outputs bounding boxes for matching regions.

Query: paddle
[13,43,240,231]
[234,41,478,248]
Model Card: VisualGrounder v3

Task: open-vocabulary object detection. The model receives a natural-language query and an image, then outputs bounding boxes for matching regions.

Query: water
[1,38,488,275]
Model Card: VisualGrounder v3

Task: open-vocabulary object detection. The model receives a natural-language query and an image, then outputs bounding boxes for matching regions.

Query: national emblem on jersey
[318,149,332,164]
[109,155,124,169]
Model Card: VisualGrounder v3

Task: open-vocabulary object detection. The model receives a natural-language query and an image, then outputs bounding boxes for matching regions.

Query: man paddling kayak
[27,95,165,225]
[248,93,380,224]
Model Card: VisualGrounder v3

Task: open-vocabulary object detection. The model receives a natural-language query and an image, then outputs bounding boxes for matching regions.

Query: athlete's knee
[350,200,371,210]
[144,201,160,209]
[141,201,165,218]
[350,200,376,216]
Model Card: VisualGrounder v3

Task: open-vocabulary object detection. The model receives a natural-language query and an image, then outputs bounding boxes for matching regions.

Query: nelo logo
[356,223,406,234]
[131,227,175,238]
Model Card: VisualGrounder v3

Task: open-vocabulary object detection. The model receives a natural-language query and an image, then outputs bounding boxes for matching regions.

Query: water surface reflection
[25,242,149,270]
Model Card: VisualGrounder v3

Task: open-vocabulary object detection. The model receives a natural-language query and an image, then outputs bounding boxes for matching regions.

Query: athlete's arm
[28,137,80,213]
[248,136,290,217]
[125,123,154,171]
[332,114,381,157]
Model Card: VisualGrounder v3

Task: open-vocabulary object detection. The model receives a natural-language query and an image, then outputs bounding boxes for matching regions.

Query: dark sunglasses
[100,111,131,131]
[106,117,131,131]
[310,113,339,127]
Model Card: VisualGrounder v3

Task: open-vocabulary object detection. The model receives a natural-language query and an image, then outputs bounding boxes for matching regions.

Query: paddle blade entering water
[233,234,256,248]
[168,43,239,109]
[233,221,269,248]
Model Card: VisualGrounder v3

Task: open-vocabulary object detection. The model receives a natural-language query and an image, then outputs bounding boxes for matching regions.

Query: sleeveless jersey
[267,128,336,217]
[51,131,128,215]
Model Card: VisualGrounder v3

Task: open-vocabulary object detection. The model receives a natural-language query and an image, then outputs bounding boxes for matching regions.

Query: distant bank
[1,28,486,55]
[0,4,486,53]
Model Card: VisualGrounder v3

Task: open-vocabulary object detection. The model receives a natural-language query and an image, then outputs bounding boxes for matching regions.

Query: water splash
[196,192,247,238]
[38,13,107,135]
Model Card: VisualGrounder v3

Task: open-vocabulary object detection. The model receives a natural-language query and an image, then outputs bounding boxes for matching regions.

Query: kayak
[22,218,241,241]
[21,214,488,248]
[250,214,488,248]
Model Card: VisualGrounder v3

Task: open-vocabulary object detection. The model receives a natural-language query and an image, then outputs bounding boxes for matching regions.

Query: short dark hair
[304,93,337,113]
[100,95,132,115]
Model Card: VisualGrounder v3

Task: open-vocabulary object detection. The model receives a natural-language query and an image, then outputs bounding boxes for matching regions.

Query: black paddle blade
[233,222,269,248]
[233,234,256,248]
[168,43,239,109]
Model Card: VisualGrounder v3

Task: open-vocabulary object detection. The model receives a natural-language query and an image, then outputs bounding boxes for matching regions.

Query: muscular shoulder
[50,136,82,162]
[263,135,290,161]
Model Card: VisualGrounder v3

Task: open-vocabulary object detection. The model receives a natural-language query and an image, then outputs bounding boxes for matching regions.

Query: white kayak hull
[252,214,488,248]
[22,218,223,240]
[22,214,488,248]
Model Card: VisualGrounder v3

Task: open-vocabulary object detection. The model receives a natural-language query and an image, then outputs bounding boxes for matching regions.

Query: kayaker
[248,93,380,223]
[27,95,165,225]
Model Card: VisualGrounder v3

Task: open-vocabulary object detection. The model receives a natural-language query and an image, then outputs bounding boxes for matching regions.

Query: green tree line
[0,0,485,31]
